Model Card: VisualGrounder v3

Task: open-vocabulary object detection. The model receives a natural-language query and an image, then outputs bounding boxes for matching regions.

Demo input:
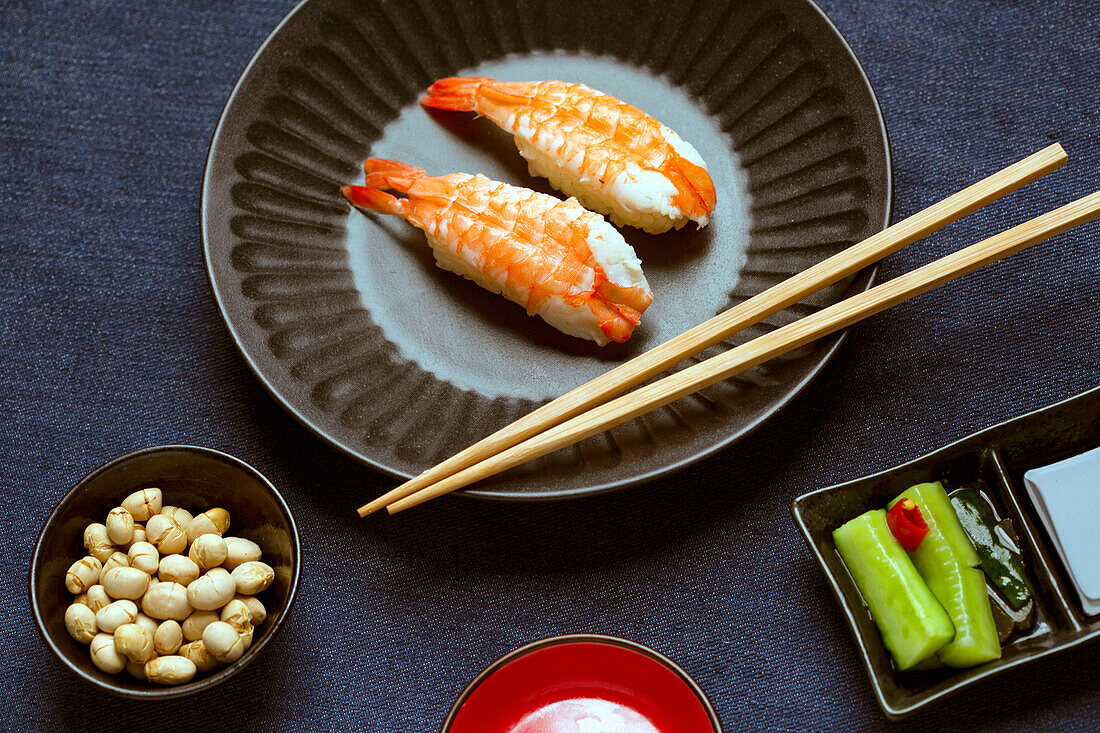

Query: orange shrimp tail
[341,185,405,217]
[420,77,494,111]
[363,159,426,193]
[669,158,717,218]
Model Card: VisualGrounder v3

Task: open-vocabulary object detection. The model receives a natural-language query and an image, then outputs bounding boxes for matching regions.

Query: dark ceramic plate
[202,0,891,499]
[792,387,1100,718]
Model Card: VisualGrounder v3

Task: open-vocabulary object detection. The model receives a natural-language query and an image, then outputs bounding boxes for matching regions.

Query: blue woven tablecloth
[3,1,1098,729]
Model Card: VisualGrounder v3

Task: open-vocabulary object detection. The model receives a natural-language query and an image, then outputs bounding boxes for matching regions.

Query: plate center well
[346,52,750,401]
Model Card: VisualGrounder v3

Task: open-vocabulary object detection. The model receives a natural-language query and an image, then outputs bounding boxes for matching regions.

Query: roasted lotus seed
[160,505,194,527]
[231,561,274,595]
[114,623,156,664]
[127,541,159,575]
[185,508,231,541]
[188,534,227,570]
[178,640,220,673]
[233,595,267,625]
[65,603,98,644]
[202,621,245,664]
[95,600,139,634]
[100,566,150,600]
[158,554,200,586]
[145,514,187,555]
[86,585,111,613]
[125,659,149,680]
[182,610,219,641]
[134,612,159,636]
[145,655,197,686]
[66,556,103,594]
[187,568,236,611]
[186,508,230,543]
[222,537,262,570]
[100,551,130,578]
[141,581,192,621]
[219,599,252,633]
[128,524,146,549]
[83,523,115,563]
[105,507,135,545]
[90,633,126,673]
[153,620,184,656]
[121,488,162,522]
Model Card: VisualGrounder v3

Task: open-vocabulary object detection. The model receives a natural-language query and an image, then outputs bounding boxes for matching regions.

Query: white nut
[182,610,220,641]
[231,561,274,595]
[65,603,98,644]
[121,488,162,521]
[100,566,150,600]
[129,524,146,547]
[234,595,267,625]
[145,655,197,686]
[134,612,159,636]
[160,506,194,527]
[146,514,187,555]
[187,568,236,611]
[178,641,220,673]
[113,623,155,663]
[95,600,138,633]
[153,620,184,655]
[141,581,192,621]
[127,541,159,575]
[66,556,103,594]
[222,537,262,570]
[187,508,231,542]
[158,554,200,586]
[219,599,252,633]
[202,621,246,663]
[125,659,149,681]
[188,534,228,570]
[90,633,126,673]
[105,507,135,545]
[86,585,111,613]
[83,524,115,563]
[100,551,130,578]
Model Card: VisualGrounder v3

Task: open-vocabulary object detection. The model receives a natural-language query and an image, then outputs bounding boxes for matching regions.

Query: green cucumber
[833,509,955,670]
[891,482,1001,667]
[950,489,1033,609]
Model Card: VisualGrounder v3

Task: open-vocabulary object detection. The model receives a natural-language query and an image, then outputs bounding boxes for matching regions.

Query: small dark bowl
[791,387,1100,718]
[440,634,722,732]
[30,445,300,699]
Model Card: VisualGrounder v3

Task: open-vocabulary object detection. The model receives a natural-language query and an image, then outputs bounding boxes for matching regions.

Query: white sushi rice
[509,116,710,234]
[421,178,650,345]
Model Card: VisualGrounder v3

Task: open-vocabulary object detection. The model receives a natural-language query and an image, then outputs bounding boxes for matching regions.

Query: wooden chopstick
[385,190,1100,514]
[358,144,1066,516]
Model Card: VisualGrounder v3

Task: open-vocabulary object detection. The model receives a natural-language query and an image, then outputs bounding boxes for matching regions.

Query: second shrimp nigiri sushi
[421,77,717,234]
[342,159,653,345]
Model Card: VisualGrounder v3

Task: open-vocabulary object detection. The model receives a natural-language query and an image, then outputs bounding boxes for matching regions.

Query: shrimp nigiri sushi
[421,77,717,234]
[342,159,653,345]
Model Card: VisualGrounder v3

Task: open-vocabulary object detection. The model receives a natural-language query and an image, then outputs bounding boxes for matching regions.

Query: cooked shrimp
[342,159,653,345]
[421,77,717,234]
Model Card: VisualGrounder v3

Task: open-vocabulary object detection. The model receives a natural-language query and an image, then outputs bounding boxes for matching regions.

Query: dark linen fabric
[2,1,1098,730]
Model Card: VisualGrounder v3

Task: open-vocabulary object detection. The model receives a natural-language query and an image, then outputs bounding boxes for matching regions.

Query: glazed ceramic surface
[30,446,301,699]
[203,0,891,498]
[792,387,1100,718]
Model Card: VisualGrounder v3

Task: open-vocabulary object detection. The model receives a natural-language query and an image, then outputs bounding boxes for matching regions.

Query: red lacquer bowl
[441,635,721,733]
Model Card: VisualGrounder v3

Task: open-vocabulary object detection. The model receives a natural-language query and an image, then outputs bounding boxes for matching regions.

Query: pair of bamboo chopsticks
[362,143,1096,516]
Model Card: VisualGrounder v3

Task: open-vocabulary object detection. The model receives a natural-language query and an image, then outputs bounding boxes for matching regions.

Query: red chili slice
[887,498,929,552]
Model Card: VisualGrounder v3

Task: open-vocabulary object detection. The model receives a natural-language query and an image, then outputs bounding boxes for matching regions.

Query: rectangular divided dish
[791,386,1100,718]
